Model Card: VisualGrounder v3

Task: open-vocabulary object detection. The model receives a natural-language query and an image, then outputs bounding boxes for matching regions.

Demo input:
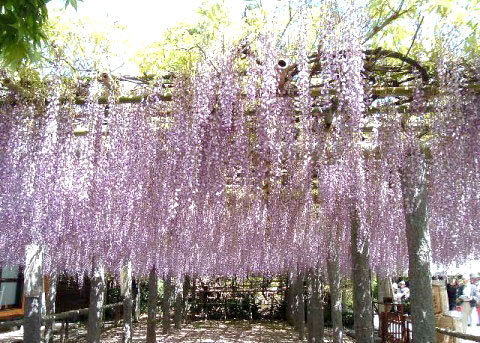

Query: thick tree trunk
[121,262,133,343]
[351,211,374,343]
[327,255,343,343]
[44,272,58,343]
[146,268,157,343]
[295,272,305,340]
[401,153,435,343]
[174,280,182,329]
[24,244,44,343]
[162,275,172,334]
[307,269,324,343]
[87,261,105,343]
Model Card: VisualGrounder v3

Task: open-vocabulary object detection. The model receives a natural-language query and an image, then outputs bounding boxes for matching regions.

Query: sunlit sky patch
[47,0,289,74]
[47,0,287,47]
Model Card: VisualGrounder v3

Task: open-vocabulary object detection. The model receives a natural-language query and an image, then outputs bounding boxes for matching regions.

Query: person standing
[459,275,479,332]
[446,278,459,311]
[395,280,410,304]
[472,273,480,326]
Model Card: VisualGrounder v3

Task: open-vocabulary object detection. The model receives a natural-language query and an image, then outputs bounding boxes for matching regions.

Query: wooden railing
[436,328,480,343]
[0,302,122,330]
[380,311,411,343]
[378,302,480,343]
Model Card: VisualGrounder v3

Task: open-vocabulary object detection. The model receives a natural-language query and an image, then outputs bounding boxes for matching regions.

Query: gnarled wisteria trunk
[401,151,435,343]
[307,269,324,343]
[44,271,58,343]
[147,268,157,343]
[351,211,374,343]
[327,255,343,343]
[87,260,105,343]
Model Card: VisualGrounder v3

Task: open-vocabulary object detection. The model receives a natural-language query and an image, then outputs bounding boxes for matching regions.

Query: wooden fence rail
[0,302,122,330]
[436,328,480,343]
[377,301,480,343]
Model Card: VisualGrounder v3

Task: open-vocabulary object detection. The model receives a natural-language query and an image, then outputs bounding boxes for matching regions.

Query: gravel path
[90,319,355,343]
[1,319,356,343]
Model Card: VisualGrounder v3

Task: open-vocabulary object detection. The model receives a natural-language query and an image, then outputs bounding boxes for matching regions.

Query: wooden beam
[1,83,479,108]
[0,302,123,330]
[436,328,480,342]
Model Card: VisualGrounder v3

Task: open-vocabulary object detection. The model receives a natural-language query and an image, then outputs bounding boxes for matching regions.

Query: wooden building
[0,266,90,323]
[0,266,24,321]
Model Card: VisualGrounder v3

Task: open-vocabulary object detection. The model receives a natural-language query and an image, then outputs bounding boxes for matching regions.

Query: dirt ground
[1,319,356,342]
[82,319,356,343]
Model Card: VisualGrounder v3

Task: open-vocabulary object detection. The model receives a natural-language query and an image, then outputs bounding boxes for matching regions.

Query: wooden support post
[351,210,374,343]
[401,152,435,343]
[162,274,172,334]
[327,254,343,343]
[146,267,157,343]
[87,260,105,343]
[121,262,133,343]
[224,297,228,321]
[270,292,275,321]
[174,280,182,329]
[182,276,190,323]
[60,321,65,343]
[296,272,305,341]
[307,269,324,343]
[133,279,141,322]
[286,272,295,326]
[64,320,69,343]
[44,271,58,343]
[248,292,253,320]
[23,244,44,343]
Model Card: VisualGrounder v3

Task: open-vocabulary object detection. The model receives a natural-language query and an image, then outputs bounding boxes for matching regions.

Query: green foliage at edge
[0,0,80,68]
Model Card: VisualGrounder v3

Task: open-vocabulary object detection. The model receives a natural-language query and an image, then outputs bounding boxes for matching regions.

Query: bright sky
[47,0,283,73]
[432,259,480,277]
[47,0,284,45]
[49,0,233,44]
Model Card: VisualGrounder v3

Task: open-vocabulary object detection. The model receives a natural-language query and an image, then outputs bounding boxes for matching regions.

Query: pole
[87,260,105,343]
[23,244,44,343]
[121,262,133,343]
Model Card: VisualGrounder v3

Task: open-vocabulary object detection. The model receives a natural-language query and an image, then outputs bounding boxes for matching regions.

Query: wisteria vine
[0,13,479,280]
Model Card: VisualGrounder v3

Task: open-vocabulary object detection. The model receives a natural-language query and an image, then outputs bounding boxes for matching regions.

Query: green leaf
[70,0,78,10]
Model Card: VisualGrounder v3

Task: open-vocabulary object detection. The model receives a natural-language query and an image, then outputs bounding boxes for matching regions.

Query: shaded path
[0,319,356,342]
[95,319,355,343]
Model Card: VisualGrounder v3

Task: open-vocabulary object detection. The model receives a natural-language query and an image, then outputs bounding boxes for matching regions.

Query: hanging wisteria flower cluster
[0,11,479,280]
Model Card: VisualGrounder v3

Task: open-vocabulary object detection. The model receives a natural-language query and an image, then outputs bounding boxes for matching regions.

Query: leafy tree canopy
[0,0,80,68]
[133,0,480,75]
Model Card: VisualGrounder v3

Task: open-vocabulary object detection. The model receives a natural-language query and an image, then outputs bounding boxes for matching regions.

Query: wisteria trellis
[0,17,479,281]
